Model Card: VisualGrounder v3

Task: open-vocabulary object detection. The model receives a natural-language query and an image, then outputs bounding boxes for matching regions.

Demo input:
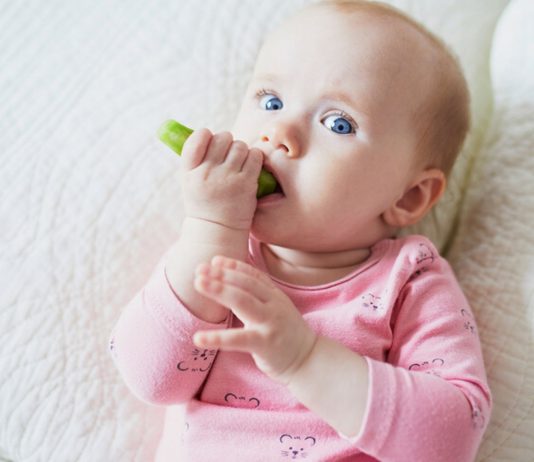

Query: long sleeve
[109,257,230,405]
[348,249,492,461]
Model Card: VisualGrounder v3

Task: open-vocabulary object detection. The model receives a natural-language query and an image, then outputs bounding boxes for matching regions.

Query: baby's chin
[250,220,315,251]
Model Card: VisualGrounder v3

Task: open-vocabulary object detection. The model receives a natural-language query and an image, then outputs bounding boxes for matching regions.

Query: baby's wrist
[181,216,250,258]
[276,330,319,387]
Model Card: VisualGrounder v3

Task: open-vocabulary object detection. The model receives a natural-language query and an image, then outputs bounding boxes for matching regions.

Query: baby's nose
[260,119,302,158]
[260,133,298,158]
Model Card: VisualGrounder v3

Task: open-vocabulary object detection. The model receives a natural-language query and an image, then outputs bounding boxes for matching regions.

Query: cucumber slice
[157,119,194,155]
[157,119,277,198]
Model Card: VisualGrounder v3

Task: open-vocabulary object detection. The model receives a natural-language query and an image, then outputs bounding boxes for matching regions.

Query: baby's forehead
[260,9,426,83]
[261,5,432,69]
[258,5,443,99]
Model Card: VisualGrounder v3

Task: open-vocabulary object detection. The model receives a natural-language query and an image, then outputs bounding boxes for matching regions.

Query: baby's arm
[110,129,263,404]
[166,128,263,324]
[191,257,369,434]
[287,261,491,462]
[286,335,370,438]
[165,217,249,324]
[109,256,231,405]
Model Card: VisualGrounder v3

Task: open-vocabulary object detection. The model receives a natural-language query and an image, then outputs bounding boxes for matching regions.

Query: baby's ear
[382,168,446,228]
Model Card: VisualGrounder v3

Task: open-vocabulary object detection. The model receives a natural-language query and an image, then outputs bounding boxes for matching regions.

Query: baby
[110,1,492,460]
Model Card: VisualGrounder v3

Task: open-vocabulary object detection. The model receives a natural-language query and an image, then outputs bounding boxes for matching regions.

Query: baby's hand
[192,256,318,386]
[180,129,263,231]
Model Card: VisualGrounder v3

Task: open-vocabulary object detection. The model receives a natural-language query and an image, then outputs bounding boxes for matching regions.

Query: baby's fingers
[194,273,267,324]
[196,261,273,304]
[241,148,263,176]
[181,128,212,170]
[193,328,259,353]
[212,256,274,287]
[204,131,233,165]
[224,140,249,171]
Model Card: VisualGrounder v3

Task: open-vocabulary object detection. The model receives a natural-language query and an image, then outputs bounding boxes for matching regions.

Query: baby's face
[233,7,432,251]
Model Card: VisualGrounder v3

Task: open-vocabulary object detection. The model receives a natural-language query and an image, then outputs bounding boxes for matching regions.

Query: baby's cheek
[231,108,260,143]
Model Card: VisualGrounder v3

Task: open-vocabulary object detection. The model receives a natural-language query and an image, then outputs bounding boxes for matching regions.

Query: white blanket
[1,0,533,460]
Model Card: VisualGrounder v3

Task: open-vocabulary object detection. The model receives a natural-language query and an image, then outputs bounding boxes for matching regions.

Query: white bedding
[1,0,533,460]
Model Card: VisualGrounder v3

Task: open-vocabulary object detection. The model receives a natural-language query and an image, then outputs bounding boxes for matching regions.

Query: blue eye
[322,114,355,135]
[259,94,283,111]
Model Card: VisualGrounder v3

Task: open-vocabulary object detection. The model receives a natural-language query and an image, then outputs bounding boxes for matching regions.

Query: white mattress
[1,0,533,460]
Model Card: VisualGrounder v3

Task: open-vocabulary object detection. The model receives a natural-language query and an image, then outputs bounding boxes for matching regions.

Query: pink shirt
[110,235,491,461]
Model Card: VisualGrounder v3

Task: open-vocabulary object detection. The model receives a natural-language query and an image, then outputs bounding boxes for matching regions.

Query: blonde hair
[316,0,471,177]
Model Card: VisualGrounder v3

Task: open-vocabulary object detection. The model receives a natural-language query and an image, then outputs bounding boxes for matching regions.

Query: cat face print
[177,348,216,372]
[361,293,384,312]
[279,434,316,459]
[408,242,436,281]
[471,404,486,430]
[460,309,476,335]
[416,243,435,266]
[409,358,445,376]
[224,392,260,408]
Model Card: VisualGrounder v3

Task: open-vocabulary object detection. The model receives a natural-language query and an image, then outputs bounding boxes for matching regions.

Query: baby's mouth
[261,163,285,196]
[273,182,284,195]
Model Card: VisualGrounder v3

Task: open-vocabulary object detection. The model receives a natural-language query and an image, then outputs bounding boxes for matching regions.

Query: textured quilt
[1,0,533,460]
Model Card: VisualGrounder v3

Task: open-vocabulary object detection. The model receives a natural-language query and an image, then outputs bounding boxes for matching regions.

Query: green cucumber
[157,119,277,198]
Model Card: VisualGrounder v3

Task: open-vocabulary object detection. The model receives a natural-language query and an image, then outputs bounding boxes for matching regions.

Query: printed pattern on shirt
[360,293,384,312]
[224,392,261,408]
[460,308,477,335]
[177,348,216,372]
[408,358,445,376]
[279,433,317,459]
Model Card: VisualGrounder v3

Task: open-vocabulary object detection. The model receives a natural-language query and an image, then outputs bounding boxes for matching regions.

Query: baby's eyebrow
[322,90,368,115]
[322,90,371,122]
[252,72,280,83]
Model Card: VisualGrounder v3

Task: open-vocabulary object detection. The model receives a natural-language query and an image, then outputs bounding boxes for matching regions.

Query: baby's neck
[261,243,372,286]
